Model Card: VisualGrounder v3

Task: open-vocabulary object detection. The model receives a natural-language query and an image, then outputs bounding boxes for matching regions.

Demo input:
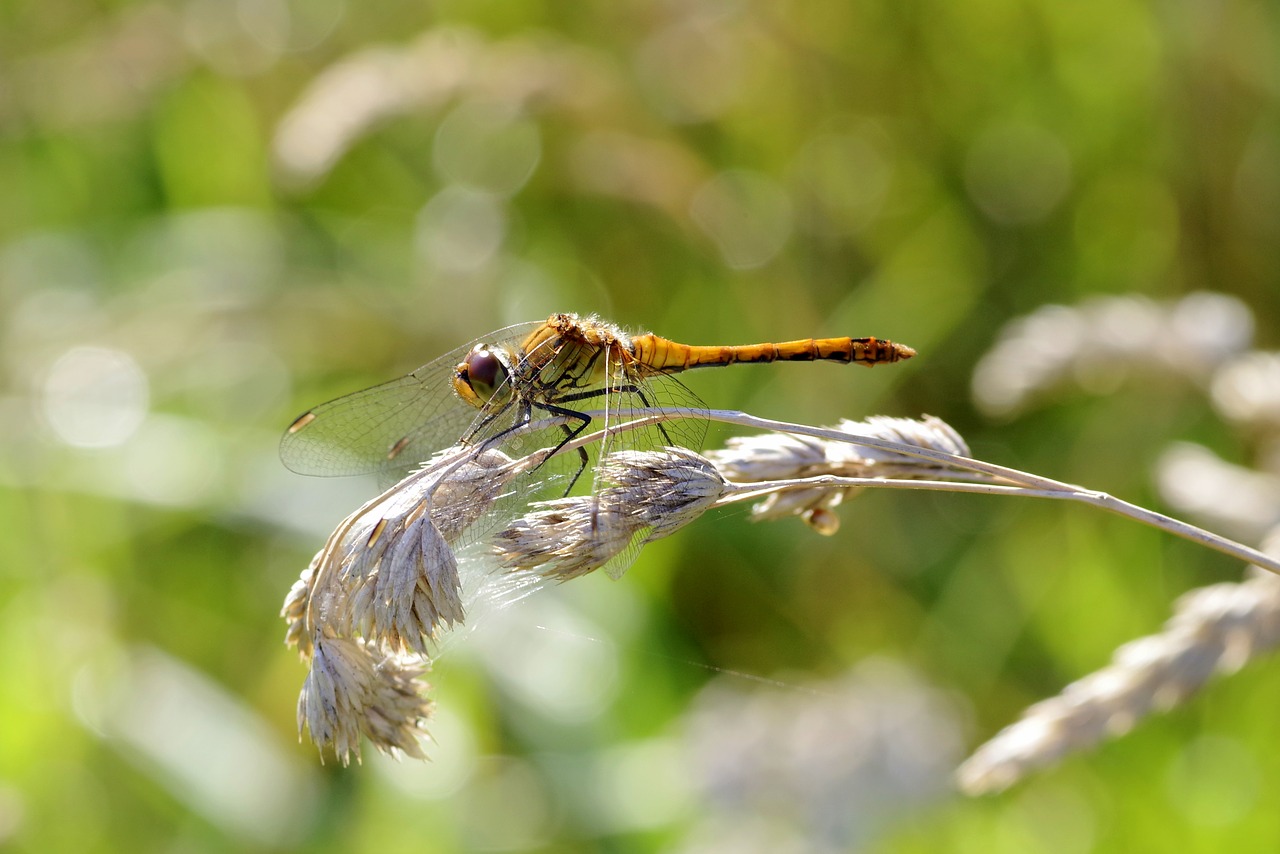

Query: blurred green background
[4,0,1280,851]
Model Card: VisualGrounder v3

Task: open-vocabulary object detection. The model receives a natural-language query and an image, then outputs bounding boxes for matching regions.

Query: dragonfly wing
[592,365,710,580]
[280,321,544,480]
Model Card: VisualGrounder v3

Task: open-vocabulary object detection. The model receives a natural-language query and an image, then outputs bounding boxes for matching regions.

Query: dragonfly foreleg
[465,395,530,450]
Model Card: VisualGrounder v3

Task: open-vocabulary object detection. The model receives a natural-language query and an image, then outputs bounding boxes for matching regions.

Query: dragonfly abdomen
[630,334,915,373]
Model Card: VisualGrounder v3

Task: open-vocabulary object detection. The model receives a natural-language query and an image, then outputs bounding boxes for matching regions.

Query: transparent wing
[279,321,544,481]
[590,359,710,580]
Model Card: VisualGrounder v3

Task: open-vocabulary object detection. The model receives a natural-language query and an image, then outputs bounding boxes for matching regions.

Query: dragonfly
[281,313,915,573]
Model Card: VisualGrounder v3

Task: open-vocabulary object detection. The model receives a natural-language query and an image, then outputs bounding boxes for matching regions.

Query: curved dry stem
[547,406,1280,577]
[715,474,1280,576]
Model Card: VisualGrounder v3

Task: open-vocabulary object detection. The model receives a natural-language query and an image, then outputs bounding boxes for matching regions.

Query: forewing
[280,321,543,481]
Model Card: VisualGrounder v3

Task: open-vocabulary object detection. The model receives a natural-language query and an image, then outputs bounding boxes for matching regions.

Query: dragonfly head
[453,344,514,409]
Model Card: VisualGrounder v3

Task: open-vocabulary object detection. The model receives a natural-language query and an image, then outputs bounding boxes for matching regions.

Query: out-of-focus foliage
[3,0,1279,851]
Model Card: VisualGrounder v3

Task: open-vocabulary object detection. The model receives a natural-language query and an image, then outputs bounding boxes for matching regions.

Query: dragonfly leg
[465,397,529,450]
[556,383,677,447]
[534,401,593,495]
[470,396,590,494]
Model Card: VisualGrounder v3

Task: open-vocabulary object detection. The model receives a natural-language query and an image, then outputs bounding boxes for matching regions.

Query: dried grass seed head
[708,415,970,531]
[297,635,433,765]
[292,446,528,656]
[957,560,1280,796]
[710,415,969,482]
[494,448,726,580]
[971,291,1254,417]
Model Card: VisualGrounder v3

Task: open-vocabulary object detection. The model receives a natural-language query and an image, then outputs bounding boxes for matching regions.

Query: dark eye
[462,346,508,401]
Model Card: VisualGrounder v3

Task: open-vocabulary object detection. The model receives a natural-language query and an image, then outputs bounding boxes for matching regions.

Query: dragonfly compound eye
[457,345,510,405]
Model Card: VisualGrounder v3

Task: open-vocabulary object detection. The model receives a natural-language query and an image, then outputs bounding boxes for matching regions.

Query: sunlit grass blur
[3,0,1280,851]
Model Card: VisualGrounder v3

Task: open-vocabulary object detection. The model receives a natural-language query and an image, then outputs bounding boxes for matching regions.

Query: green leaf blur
[2,0,1279,851]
